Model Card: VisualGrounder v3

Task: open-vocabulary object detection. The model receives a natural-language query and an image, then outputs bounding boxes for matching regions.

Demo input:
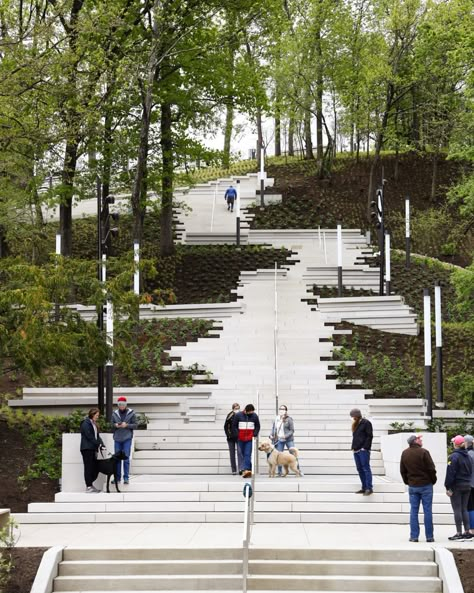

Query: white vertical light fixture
[337,223,343,297]
[434,282,444,407]
[423,288,432,417]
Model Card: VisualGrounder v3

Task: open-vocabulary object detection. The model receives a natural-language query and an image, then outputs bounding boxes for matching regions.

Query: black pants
[81,449,98,487]
[450,485,471,533]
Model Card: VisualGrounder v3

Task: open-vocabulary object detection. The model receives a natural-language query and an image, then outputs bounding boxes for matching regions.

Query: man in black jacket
[350,408,373,496]
[400,434,437,542]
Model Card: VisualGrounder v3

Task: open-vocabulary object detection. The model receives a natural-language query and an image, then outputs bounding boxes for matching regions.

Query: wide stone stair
[51,547,442,592]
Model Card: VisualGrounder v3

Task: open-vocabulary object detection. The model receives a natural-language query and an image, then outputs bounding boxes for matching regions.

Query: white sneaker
[85,487,95,493]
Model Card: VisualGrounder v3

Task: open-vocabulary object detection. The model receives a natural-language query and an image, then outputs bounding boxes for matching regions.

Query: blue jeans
[353,450,373,491]
[114,439,132,481]
[408,484,434,540]
[275,439,300,474]
[238,440,253,471]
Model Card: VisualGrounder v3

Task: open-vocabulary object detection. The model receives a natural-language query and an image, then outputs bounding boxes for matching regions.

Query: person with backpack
[232,404,260,478]
[224,403,243,475]
[445,435,473,540]
[111,396,137,485]
[224,185,237,212]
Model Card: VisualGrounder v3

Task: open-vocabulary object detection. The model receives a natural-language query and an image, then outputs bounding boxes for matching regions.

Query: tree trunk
[315,32,323,161]
[274,114,281,156]
[131,88,151,245]
[223,100,234,168]
[160,102,174,257]
[288,117,295,156]
[274,81,281,157]
[304,110,313,160]
[59,139,78,256]
[411,86,421,150]
[256,106,264,169]
[431,152,438,202]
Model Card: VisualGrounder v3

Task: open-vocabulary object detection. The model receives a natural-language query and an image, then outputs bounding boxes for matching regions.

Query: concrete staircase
[314,296,419,335]
[51,547,442,592]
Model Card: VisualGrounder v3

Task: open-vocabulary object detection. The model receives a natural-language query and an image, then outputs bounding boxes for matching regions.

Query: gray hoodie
[467,446,474,488]
[111,408,138,443]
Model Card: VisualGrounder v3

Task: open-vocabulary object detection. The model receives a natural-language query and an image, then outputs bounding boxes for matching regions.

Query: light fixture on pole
[405,196,411,269]
[133,241,140,296]
[423,288,433,417]
[371,187,384,296]
[385,231,391,295]
[259,144,265,208]
[337,222,343,297]
[434,282,444,408]
[102,253,114,422]
[236,179,241,246]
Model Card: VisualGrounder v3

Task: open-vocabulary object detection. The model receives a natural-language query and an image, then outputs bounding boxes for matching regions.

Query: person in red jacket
[232,404,260,478]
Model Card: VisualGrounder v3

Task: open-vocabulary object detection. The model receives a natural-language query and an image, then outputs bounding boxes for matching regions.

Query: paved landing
[16,521,473,549]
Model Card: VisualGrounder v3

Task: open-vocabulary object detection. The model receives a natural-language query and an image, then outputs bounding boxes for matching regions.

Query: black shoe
[239,470,244,475]
[409,538,419,542]
[448,533,465,541]
[355,489,365,494]
[462,533,473,540]
[363,489,374,496]
[427,538,435,543]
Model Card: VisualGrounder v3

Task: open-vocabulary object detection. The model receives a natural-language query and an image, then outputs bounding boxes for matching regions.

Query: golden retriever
[258,439,302,478]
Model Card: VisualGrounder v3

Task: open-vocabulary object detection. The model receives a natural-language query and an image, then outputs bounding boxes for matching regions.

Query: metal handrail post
[250,438,256,524]
[274,262,279,415]
[242,485,251,593]
[211,182,217,232]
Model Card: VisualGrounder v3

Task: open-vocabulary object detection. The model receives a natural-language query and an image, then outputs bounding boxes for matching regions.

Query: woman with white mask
[269,405,302,476]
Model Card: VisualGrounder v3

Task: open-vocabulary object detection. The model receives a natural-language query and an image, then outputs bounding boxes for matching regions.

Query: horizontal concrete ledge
[30,546,63,593]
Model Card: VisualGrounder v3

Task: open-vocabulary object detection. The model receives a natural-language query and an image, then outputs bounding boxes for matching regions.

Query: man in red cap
[111,396,137,485]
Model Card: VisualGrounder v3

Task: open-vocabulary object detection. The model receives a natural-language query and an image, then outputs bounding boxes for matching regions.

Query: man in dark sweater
[400,434,437,542]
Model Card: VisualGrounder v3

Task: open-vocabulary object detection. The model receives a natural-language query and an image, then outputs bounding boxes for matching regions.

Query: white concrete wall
[62,433,134,492]
[380,432,447,493]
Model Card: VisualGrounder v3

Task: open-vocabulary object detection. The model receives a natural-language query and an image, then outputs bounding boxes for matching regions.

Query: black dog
[96,450,128,493]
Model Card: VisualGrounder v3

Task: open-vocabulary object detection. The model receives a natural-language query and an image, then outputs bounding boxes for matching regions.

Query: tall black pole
[423,288,433,418]
[405,196,411,269]
[236,179,241,246]
[434,282,444,407]
[96,174,104,414]
[105,293,114,422]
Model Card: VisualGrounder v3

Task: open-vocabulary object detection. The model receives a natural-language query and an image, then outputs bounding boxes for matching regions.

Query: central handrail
[274,261,279,415]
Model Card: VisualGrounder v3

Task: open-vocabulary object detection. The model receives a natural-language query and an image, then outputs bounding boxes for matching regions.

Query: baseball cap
[117,396,127,403]
[407,434,420,445]
[464,435,473,445]
[451,435,465,446]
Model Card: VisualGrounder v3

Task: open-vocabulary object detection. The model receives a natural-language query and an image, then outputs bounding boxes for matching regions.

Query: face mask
[233,408,240,413]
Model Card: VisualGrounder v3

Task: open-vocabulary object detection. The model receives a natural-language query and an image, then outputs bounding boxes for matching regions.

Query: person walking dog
[445,435,473,540]
[232,404,260,478]
[80,408,105,493]
[224,403,243,475]
[350,408,373,495]
[111,396,137,485]
[270,405,301,476]
[400,434,437,542]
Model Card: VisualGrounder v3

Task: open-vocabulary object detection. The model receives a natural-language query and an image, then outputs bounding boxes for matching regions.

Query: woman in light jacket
[270,405,301,476]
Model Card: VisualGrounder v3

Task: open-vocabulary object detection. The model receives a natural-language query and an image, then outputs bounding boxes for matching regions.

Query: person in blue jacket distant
[224,185,237,212]
[111,396,137,485]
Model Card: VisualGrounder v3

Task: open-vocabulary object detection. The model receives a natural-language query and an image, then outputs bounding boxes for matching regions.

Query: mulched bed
[251,154,472,265]
[451,550,474,593]
[2,547,47,593]
[329,321,474,408]
[0,420,58,512]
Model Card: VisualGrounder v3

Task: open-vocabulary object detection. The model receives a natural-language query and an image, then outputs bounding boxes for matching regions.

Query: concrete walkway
[16,521,474,549]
